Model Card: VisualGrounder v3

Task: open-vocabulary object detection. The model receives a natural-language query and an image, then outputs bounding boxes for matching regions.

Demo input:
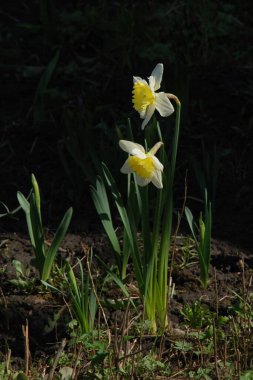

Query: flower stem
[157,101,181,326]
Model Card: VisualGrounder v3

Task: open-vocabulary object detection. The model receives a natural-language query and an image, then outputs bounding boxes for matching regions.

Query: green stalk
[157,101,181,326]
[142,188,163,332]
[150,189,163,278]
[141,186,151,270]
[121,230,129,280]
[199,198,212,288]
[120,172,132,281]
[121,119,140,281]
[151,128,165,260]
[142,135,164,332]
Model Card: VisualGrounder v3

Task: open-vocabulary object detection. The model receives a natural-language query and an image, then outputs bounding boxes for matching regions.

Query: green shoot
[185,190,212,288]
[64,258,97,335]
[17,173,73,281]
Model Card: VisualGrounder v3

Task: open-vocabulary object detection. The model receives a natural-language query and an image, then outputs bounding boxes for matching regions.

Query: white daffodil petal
[135,175,151,187]
[141,103,156,130]
[119,140,145,156]
[152,155,164,171]
[151,63,163,91]
[133,77,148,86]
[148,75,155,92]
[132,150,146,158]
[120,159,133,174]
[152,169,163,189]
[155,92,174,117]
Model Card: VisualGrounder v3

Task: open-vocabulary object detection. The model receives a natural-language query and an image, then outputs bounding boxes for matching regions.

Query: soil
[0,231,252,367]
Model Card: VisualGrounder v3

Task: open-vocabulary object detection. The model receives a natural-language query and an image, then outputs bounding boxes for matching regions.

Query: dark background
[1,0,252,247]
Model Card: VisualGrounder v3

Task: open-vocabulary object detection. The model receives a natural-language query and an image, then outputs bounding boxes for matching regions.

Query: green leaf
[66,261,79,297]
[31,173,41,222]
[17,190,35,247]
[42,207,73,281]
[185,207,198,243]
[199,212,205,248]
[33,50,60,125]
[102,163,144,291]
[17,191,30,214]
[12,260,28,277]
[41,280,61,293]
[90,177,121,261]
[185,199,212,288]
[96,255,136,310]
[240,371,253,380]
[89,289,97,329]
[35,49,60,96]
[30,193,46,272]
[64,259,91,334]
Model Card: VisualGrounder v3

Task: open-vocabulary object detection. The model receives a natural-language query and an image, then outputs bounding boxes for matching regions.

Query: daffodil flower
[132,63,174,130]
[119,140,164,189]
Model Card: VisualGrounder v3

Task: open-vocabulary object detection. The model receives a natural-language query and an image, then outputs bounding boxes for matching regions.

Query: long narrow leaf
[102,163,144,291]
[89,290,97,329]
[90,177,121,261]
[96,255,136,309]
[30,194,46,273]
[65,260,92,334]
[185,207,198,243]
[34,50,60,101]
[17,191,35,247]
[31,174,42,222]
[42,207,73,281]
[33,50,60,124]
[66,261,79,297]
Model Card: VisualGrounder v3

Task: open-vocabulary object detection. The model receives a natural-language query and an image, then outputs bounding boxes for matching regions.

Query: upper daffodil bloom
[119,140,164,189]
[132,63,174,130]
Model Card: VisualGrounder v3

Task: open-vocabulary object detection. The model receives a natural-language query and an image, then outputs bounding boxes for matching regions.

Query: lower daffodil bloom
[132,63,174,130]
[119,140,164,189]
